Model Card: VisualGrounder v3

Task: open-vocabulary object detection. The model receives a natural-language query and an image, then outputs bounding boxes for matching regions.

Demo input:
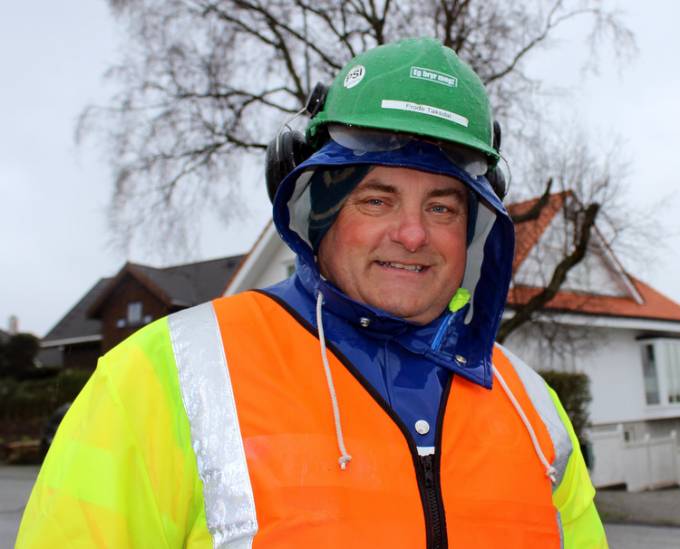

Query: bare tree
[82,0,639,341]
[82,0,634,253]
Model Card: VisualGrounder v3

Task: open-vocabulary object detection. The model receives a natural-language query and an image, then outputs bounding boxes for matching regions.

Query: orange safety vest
[213,291,561,548]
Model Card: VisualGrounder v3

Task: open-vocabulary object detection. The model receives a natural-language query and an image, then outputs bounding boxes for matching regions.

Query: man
[17,38,606,547]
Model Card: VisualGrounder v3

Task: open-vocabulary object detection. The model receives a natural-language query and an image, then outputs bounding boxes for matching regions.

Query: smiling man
[317,167,469,324]
[18,38,606,548]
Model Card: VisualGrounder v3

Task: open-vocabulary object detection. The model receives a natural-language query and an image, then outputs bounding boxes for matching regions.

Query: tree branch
[497,202,600,342]
[511,178,554,223]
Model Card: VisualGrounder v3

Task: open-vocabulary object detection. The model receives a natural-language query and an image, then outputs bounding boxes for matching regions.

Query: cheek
[435,228,467,267]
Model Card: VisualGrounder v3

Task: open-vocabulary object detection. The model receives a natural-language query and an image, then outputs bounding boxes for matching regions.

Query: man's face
[317,166,468,325]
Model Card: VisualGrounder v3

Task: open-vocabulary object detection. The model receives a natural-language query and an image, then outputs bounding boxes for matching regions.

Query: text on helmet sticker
[410,66,458,88]
[381,100,469,127]
[344,65,366,89]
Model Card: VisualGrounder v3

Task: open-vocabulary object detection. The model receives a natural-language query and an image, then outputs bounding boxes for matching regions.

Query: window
[641,344,660,405]
[127,302,143,325]
[640,339,680,406]
[667,342,680,403]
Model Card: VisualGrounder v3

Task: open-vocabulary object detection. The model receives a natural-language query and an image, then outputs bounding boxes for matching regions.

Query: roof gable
[508,191,680,322]
[45,255,244,342]
[89,256,245,317]
[513,199,635,299]
[43,278,110,342]
[508,191,569,274]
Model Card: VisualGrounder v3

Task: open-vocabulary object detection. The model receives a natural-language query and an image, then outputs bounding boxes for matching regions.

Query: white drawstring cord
[493,365,557,484]
[316,291,352,470]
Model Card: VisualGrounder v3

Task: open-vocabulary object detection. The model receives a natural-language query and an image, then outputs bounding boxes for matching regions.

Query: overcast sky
[2,1,679,336]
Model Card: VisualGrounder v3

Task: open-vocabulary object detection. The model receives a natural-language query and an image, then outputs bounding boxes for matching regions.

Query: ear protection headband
[264,82,507,203]
[265,83,328,203]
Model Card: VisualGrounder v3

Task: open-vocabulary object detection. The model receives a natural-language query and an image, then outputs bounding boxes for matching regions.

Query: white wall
[226,223,295,295]
[504,324,651,426]
[256,243,295,288]
[513,208,630,298]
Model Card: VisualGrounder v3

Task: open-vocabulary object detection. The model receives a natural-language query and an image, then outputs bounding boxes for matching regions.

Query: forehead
[351,165,468,196]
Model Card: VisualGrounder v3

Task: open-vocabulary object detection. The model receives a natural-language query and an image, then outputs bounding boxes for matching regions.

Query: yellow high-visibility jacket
[16,294,607,548]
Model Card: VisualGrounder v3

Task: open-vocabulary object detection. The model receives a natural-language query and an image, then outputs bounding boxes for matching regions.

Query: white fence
[588,425,679,492]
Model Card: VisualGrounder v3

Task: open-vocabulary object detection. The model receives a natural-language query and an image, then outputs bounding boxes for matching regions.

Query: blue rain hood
[271,139,515,389]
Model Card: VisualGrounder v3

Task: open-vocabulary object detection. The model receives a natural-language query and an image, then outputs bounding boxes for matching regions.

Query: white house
[226,191,680,490]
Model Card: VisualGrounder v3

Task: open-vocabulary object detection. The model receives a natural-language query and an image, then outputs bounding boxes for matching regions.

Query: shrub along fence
[0,369,92,443]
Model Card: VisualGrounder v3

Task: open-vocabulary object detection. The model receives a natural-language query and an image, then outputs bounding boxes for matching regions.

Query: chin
[373,299,427,323]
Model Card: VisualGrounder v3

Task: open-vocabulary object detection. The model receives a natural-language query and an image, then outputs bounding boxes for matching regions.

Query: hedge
[539,370,591,445]
[0,369,92,421]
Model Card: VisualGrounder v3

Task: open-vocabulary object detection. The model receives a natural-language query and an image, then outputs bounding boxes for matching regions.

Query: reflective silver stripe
[495,344,573,489]
[168,303,258,548]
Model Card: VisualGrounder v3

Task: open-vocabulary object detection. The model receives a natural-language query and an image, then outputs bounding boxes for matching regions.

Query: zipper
[431,312,453,352]
[418,453,448,549]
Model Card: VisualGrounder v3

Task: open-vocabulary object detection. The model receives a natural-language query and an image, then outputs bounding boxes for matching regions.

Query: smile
[377,261,426,272]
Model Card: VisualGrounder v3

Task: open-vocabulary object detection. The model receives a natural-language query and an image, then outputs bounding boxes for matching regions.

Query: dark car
[40,402,71,457]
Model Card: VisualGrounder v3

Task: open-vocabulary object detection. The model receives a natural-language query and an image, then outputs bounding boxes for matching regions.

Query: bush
[0,369,92,421]
[0,332,40,378]
[539,370,592,445]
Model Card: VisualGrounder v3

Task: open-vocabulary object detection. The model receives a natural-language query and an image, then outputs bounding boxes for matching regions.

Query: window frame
[639,338,680,408]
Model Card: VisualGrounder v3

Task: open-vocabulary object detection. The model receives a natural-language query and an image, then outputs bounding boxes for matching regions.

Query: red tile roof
[507,191,680,322]
[508,190,570,274]
[507,278,680,322]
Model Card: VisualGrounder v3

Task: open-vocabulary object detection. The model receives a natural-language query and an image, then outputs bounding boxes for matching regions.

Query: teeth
[379,261,424,272]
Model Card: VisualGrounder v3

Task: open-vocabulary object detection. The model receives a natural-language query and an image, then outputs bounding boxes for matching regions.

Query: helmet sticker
[343,65,366,89]
[410,66,458,88]
[381,99,469,127]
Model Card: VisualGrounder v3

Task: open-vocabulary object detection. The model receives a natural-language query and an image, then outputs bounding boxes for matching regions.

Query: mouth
[376,261,427,273]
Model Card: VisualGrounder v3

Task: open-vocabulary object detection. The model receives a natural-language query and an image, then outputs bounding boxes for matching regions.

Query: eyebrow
[356,181,396,194]
[356,180,467,203]
[428,187,467,203]
[356,180,467,202]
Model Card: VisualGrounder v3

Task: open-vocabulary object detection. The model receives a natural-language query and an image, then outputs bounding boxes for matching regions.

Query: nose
[390,210,428,252]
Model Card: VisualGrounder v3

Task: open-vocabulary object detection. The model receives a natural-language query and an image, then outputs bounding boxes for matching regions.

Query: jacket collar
[295,253,494,388]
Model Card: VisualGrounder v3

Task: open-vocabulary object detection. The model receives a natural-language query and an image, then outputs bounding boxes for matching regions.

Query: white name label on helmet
[410,66,458,88]
[344,65,366,89]
[381,100,469,127]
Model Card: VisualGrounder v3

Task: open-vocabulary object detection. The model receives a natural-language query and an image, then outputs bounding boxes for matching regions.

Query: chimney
[8,315,18,335]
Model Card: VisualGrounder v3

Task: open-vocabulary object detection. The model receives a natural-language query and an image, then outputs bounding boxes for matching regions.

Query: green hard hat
[307,37,498,166]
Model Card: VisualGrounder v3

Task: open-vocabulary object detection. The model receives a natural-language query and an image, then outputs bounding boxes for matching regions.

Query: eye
[366,198,385,206]
[430,204,450,214]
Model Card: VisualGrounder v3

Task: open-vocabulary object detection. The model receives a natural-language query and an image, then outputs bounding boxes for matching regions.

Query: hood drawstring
[493,365,557,484]
[316,291,352,470]
[314,292,552,481]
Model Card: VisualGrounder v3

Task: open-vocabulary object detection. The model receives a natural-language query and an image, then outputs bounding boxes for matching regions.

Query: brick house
[39,256,244,370]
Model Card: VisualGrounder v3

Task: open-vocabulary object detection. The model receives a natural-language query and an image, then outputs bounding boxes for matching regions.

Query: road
[2,466,679,548]
[0,466,38,548]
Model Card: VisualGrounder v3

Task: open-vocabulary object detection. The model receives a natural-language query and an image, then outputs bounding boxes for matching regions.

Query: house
[226,191,680,490]
[43,191,680,490]
[39,256,244,370]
